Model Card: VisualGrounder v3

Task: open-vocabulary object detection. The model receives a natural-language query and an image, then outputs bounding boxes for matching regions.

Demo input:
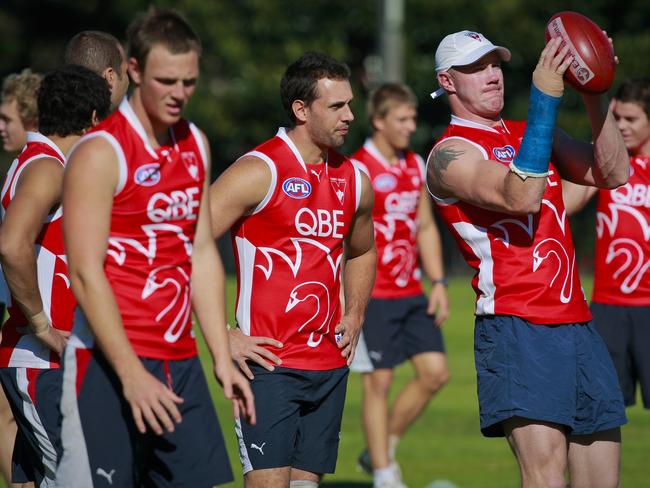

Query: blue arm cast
[510,84,562,179]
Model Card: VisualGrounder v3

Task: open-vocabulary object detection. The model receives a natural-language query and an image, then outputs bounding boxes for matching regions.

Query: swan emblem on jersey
[382,240,416,287]
[256,238,342,280]
[285,281,332,348]
[597,200,650,294]
[533,238,575,303]
[107,223,195,343]
[255,238,342,348]
[490,195,574,302]
[374,213,418,242]
[374,190,419,286]
[142,266,192,343]
[107,224,193,265]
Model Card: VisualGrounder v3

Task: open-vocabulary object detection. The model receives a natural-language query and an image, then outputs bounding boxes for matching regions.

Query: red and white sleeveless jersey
[352,139,423,298]
[431,116,591,324]
[232,128,362,370]
[0,132,76,368]
[592,155,650,305]
[71,99,207,359]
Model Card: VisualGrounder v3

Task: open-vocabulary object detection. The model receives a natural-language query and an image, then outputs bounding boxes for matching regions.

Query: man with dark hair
[57,8,253,487]
[564,78,650,412]
[350,82,449,488]
[0,64,110,488]
[64,30,129,111]
[427,30,628,487]
[210,51,376,488]
[0,69,42,152]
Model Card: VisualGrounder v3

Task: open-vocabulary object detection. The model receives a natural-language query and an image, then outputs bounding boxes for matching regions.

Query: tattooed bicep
[427,145,465,186]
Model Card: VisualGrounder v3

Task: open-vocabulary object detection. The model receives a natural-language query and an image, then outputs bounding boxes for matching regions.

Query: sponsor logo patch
[374,173,398,192]
[492,145,515,162]
[282,177,311,199]
[134,163,161,186]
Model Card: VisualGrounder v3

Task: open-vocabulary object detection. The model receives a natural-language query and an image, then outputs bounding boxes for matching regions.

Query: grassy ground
[202,276,649,488]
[3,277,647,487]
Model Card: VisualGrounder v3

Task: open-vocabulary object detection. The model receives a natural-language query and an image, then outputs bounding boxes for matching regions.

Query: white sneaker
[373,479,407,488]
[373,463,407,488]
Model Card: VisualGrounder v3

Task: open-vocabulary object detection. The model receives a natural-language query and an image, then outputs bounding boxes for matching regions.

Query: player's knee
[363,373,393,398]
[417,367,450,393]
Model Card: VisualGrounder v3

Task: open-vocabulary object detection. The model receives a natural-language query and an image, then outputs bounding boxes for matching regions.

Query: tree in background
[1,0,648,271]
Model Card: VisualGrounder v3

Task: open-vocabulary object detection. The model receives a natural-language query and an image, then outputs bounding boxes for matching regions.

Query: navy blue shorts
[352,294,445,372]
[57,346,233,487]
[0,367,62,486]
[591,302,650,408]
[475,315,627,437]
[236,365,348,475]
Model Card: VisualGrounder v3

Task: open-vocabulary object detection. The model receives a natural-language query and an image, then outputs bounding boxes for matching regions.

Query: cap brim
[436,45,511,72]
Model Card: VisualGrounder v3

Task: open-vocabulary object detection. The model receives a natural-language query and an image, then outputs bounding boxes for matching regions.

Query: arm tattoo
[427,147,465,187]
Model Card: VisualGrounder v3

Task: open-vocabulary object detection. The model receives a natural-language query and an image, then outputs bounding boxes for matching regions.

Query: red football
[545,11,615,94]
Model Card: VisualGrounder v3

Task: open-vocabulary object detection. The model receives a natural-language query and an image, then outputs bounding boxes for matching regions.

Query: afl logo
[374,173,397,192]
[134,163,161,186]
[283,177,311,199]
[492,145,515,162]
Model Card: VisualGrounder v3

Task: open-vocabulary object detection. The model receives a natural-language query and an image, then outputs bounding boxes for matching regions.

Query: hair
[38,64,111,137]
[1,69,43,129]
[280,51,351,124]
[127,8,201,68]
[63,31,124,77]
[367,82,418,124]
[615,78,650,119]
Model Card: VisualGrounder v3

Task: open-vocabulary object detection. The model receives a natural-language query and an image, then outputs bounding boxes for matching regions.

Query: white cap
[435,30,511,72]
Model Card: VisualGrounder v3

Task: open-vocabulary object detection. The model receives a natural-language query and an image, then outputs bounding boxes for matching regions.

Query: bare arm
[190,132,254,424]
[561,179,598,216]
[427,140,547,215]
[416,188,449,326]
[208,156,283,378]
[209,155,272,239]
[336,172,376,365]
[0,158,69,354]
[63,137,182,435]
[553,95,628,188]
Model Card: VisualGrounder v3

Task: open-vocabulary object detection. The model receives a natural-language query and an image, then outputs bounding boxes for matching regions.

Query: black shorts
[0,367,62,486]
[591,302,650,408]
[351,295,445,372]
[475,315,626,437]
[57,346,233,487]
[236,365,348,475]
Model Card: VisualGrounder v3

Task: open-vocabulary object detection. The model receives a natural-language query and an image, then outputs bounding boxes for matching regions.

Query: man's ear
[102,67,115,90]
[371,115,385,133]
[292,99,308,123]
[127,57,142,86]
[437,71,455,94]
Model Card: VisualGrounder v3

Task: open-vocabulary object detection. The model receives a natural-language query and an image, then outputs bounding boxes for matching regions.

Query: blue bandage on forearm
[510,84,562,179]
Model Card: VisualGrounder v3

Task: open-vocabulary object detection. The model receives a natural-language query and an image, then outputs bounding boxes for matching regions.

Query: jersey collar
[450,115,510,134]
[26,132,66,161]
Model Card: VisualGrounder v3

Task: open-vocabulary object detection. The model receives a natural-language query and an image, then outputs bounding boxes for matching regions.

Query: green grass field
[3,277,647,488]
[200,277,650,488]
